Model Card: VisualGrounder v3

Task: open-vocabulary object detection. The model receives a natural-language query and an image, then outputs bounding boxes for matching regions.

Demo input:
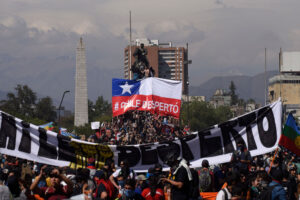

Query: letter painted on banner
[257,106,277,148]
[157,142,180,162]
[37,128,57,159]
[180,135,196,161]
[238,112,257,151]
[117,146,140,166]
[0,113,17,150]
[219,120,246,154]
[198,128,223,157]
[18,121,31,153]
[140,144,158,165]
[57,134,76,162]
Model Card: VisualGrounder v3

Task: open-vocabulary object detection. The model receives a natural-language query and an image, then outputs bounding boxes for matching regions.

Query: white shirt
[0,185,11,200]
[216,188,232,200]
[112,169,135,179]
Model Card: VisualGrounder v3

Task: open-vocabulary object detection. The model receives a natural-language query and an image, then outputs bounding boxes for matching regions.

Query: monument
[74,37,88,127]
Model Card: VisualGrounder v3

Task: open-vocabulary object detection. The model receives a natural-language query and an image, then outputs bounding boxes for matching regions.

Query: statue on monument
[131,43,155,80]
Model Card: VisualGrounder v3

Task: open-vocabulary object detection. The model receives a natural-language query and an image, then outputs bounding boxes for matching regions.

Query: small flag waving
[39,122,54,131]
[112,77,182,118]
[279,113,300,156]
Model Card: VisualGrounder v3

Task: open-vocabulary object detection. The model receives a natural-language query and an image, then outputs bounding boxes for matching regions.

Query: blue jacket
[269,181,287,200]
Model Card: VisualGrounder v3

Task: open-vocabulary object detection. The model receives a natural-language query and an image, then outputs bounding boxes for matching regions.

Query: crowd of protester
[0,144,299,200]
[0,111,299,199]
[86,111,190,145]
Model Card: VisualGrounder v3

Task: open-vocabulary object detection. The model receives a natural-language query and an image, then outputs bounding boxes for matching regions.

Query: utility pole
[264,48,267,106]
[279,48,282,99]
[186,43,190,125]
[129,11,132,79]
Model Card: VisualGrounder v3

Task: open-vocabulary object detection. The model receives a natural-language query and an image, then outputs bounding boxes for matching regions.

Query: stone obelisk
[74,37,88,127]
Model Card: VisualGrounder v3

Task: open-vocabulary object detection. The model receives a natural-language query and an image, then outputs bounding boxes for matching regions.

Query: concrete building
[124,38,189,94]
[210,89,231,108]
[268,74,300,118]
[74,38,89,127]
[268,50,300,120]
[182,95,205,102]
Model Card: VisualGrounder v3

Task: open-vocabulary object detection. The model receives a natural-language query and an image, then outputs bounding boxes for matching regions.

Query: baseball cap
[137,174,147,181]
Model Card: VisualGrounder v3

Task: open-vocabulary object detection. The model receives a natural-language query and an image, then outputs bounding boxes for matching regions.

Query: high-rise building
[124,38,189,94]
[268,50,300,120]
[74,37,88,127]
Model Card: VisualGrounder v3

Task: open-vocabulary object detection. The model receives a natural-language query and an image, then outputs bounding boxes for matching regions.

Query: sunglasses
[49,174,60,178]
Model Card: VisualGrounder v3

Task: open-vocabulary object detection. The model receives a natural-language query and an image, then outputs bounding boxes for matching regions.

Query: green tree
[229,81,238,105]
[181,101,232,131]
[35,96,57,122]
[74,124,94,137]
[88,96,112,122]
[0,84,37,118]
[214,105,233,123]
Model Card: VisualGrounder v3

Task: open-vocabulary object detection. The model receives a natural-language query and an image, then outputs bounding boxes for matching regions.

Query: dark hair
[248,174,258,186]
[148,175,159,197]
[0,170,6,182]
[105,158,114,167]
[125,178,136,189]
[225,171,238,186]
[231,185,243,197]
[7,175,21,198]
[282,170,289,180]
[270,168,283,181]
[202,160,209,168]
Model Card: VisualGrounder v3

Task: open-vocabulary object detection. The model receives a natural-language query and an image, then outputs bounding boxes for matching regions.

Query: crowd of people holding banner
[0,100,299,199]
[0,143,299,199]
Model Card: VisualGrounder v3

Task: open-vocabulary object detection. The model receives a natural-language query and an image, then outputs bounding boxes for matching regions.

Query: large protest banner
[0,100,281,170]
[112,77,182,118]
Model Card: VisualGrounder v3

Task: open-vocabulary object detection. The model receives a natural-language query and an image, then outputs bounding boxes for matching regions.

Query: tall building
[74,37,89,127]
[124,38,189,94]
[268,50,300,120]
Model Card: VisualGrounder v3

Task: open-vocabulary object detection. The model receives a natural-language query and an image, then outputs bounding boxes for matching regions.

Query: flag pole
[268,147,279,174]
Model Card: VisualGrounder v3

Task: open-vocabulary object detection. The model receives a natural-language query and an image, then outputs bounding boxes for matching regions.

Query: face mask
[118,180,125,188]
[124,189,135,197]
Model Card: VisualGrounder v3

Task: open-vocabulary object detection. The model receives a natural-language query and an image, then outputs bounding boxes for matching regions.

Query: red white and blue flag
[112,77,182,118]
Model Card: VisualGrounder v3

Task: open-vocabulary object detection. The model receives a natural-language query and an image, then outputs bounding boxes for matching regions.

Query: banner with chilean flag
[112,77,182,118]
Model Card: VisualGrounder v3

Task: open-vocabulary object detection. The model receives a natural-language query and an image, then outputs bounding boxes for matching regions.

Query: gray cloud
[1,0,300,104]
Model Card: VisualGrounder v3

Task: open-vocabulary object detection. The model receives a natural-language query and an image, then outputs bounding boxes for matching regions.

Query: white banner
[0,100,282,170]
[91,121,100,130]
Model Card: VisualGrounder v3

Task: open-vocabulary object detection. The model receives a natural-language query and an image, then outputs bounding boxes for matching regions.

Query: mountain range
[189,70,278,105]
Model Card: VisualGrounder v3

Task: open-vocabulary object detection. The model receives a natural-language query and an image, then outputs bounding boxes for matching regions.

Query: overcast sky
[1,0,300,105]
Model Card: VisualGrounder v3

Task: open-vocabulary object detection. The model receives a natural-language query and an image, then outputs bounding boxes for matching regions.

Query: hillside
[189,71,278,104]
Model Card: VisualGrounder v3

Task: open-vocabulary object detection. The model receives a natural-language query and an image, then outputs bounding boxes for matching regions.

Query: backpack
[258,185,276,200]
[199,168,211,192]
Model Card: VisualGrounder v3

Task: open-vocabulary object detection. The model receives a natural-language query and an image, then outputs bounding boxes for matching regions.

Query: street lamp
[58,90,70,130]
[186,81,190,125]
[184,43,192,126]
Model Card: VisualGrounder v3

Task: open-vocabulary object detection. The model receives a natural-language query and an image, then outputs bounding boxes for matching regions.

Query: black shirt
[171,166,190,200]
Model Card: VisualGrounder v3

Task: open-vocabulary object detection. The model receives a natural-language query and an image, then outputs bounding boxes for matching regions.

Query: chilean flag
[112,77,182,118]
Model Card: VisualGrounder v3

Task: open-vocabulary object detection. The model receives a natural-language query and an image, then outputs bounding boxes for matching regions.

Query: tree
[88,96,112,122]
[0,84,37,118]
[229,81,238,105]
[214,106,233,123]
[35,96,57,122]
[181,101,232,131]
